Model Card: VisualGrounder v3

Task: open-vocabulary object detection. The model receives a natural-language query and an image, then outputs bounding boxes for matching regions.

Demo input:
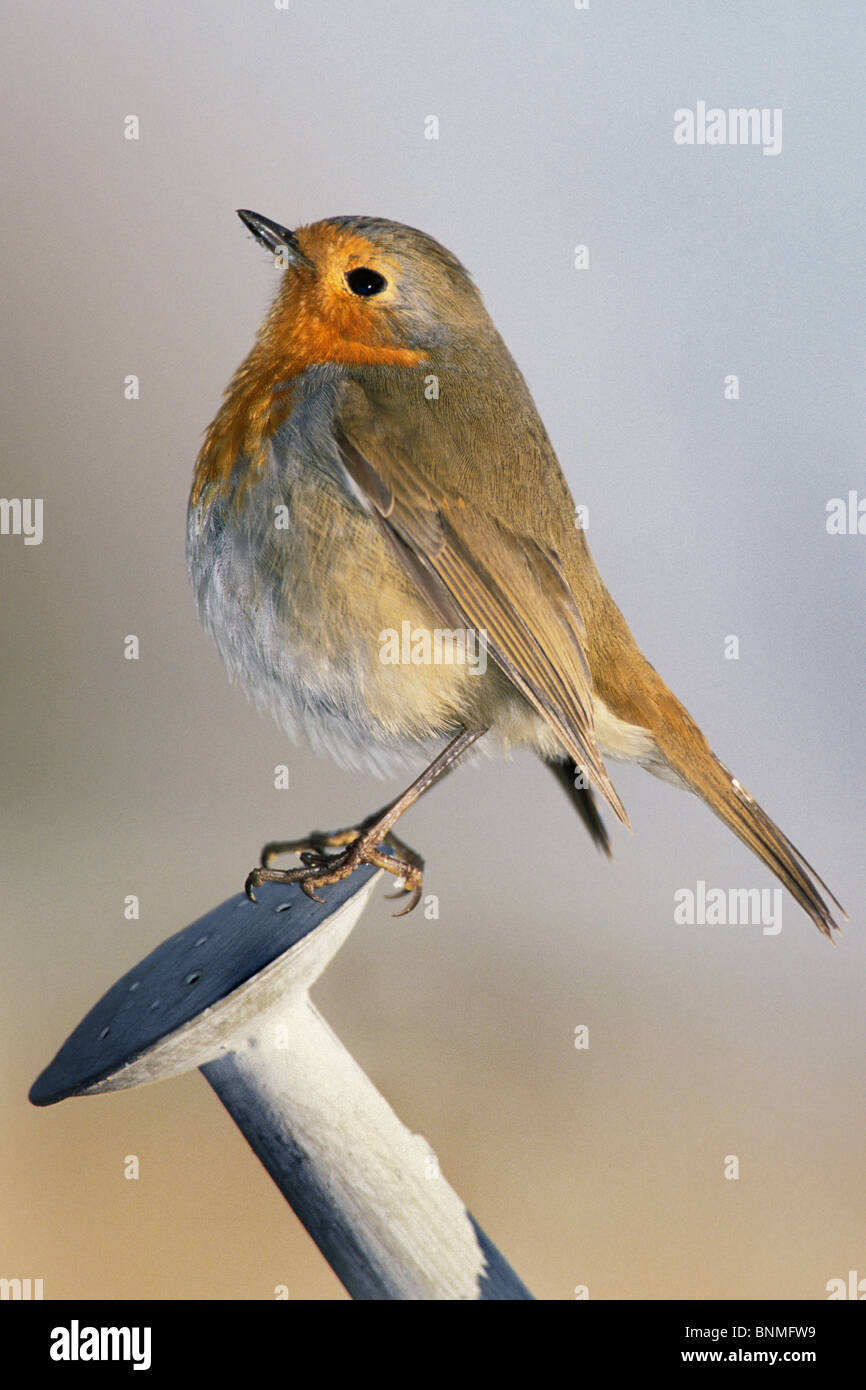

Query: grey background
[2,0,863,1299]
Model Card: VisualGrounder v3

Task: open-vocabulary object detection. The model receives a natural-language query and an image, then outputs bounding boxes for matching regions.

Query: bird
[187,208,845,937]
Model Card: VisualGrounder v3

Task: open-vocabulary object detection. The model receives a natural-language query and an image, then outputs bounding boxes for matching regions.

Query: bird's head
[237,209,493,371]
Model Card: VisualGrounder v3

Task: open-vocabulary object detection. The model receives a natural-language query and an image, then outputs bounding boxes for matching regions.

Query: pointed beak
[236,209,315,270]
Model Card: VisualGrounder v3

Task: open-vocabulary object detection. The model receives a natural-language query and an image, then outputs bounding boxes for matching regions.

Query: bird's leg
[246,726,487,915]
[260,751,469,872]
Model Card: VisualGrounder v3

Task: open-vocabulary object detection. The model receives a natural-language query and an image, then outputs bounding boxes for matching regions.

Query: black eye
[346,266,387,297]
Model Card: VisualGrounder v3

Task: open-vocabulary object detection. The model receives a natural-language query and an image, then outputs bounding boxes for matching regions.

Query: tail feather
[547,757,612,858]
[661,732,846,940]
[578,583,844,938]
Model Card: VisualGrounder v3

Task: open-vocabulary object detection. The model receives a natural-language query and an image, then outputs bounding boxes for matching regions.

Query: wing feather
[336,381,629,826]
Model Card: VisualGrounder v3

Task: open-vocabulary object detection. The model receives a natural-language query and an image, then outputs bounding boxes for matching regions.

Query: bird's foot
[261,815,423,881]
[247,823,424,916]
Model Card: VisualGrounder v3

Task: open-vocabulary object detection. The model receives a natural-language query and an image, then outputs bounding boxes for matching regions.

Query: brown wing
[336,379,629,828]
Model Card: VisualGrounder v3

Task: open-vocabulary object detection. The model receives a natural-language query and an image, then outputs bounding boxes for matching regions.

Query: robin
[187,209,844,936]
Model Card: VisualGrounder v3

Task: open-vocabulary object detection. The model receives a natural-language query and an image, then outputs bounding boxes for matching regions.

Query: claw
[384,869,422,915]
[392,884,423,917]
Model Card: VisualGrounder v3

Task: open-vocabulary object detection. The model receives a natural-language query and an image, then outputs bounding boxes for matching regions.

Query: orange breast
[191,225,423,508]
